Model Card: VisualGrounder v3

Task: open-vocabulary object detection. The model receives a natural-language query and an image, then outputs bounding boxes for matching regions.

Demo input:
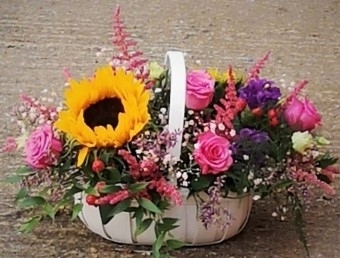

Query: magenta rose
[24,124,63,169]
[194,131,233,175]
[284,96,321,131]
[186,70,215,110]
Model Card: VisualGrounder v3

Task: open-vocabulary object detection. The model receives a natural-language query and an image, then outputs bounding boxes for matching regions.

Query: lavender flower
[239,78,281,109]
[199,177,232,229]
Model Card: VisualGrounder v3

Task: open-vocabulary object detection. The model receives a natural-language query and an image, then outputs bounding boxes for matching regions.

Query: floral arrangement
[3,6,339,258]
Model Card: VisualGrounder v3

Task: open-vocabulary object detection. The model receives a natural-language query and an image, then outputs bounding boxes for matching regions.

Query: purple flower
[234,128,270,166]
[239,79,281,109]
[239,128,269,143]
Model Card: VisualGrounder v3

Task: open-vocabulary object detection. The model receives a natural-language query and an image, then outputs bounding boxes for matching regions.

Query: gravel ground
[0,0,339,257]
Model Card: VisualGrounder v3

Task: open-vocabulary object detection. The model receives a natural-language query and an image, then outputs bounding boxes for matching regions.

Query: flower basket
[73,51,253,245]
[4,6,339,258]
[75,191,252,245]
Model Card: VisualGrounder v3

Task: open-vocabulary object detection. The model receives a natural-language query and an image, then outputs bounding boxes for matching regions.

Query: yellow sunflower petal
[77,146,89,167]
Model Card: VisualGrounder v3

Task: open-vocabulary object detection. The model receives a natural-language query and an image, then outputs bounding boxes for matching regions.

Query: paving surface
[0,0,339,257]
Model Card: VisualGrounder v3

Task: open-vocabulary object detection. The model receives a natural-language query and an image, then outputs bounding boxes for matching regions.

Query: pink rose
[186,70,215,110]
[194,131,233,175]
[284,96,321,131]
[24,124,63,169]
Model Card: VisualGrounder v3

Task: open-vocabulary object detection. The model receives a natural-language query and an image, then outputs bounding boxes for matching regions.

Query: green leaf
[99,199,131,225]
[162,217,179,226]
[152,231,165,258]
[158,200,171,211]
[5,175,23,184]
[71,203,83,221]
[129,182,149,194]
[55,198,72,209]
[268,180,293,193]
[138,198,161,214]
[15,188,29,202]
[16,166,33,176]
[135,218,153,236]
[84,187,98,196]
[100,151,111,164]
[19,216,41,234]
[43,203,56,220]
[191,175,215,192]
[317,156,338,169]
[157,222,179,232]
[133,206,144,226]
[17,196,46,208]
[106,168,121,183]
[99,185,121,194]
[64,186,83,198]
[166,239,185,250]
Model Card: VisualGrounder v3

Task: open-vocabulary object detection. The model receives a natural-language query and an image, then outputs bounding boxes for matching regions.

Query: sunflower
[55,66,150,166]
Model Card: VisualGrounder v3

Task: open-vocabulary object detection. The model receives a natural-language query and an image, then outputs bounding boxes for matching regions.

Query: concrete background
[0,0,339,257]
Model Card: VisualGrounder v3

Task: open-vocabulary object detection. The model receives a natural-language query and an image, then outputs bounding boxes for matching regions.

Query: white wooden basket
[75,51,253,245]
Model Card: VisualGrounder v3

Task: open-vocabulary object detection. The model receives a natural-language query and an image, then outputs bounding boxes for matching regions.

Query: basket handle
[164,51,186,161]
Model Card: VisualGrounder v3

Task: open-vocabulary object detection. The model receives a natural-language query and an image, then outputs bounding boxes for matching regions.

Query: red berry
[269,117,279,127]
[251,107,263,117]
[86,195,97,206]
[92,159,105,173]
[235,99,247,111]
[267,109,277,119]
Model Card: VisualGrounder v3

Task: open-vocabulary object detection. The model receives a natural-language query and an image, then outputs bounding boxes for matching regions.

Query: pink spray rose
[186,70,215,110]
[24,124,63,169]
[194,131,233,175]
[284,96,321,131]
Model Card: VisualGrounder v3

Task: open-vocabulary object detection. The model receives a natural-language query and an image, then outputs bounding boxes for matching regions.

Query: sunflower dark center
[83,98,124,129]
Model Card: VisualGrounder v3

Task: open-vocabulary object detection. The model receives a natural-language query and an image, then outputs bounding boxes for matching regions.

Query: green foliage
[135,218,153,236]
[17,196,46,209]
[99,199,132,225]
[191,175,215,192]
[71,203,83,221]
[138,198,162,214]
[19,216,42,234]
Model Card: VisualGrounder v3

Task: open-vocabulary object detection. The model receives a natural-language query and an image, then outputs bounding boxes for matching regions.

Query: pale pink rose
[194,131,233,175]
[186,70,215,110]
[284,96,321,131]
[24,124,63,169]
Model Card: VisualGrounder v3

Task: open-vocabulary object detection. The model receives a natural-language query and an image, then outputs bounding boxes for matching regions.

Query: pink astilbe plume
[62,68,72,80]
[291,168,336,196]
[118,149,140,179]
[288,154,338,197]
[214,67,246,133]
[321,165,340,182]
[1,137,18,153]
[246,51,271,82]
[19,94,58,124]
[282,80,309,109]
[111,6,149,83]
[148,177,182,206]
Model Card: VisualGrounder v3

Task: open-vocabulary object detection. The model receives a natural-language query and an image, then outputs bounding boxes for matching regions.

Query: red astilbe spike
[111,6,149,83]
[246,51,271,82]
[214,66,245,133]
